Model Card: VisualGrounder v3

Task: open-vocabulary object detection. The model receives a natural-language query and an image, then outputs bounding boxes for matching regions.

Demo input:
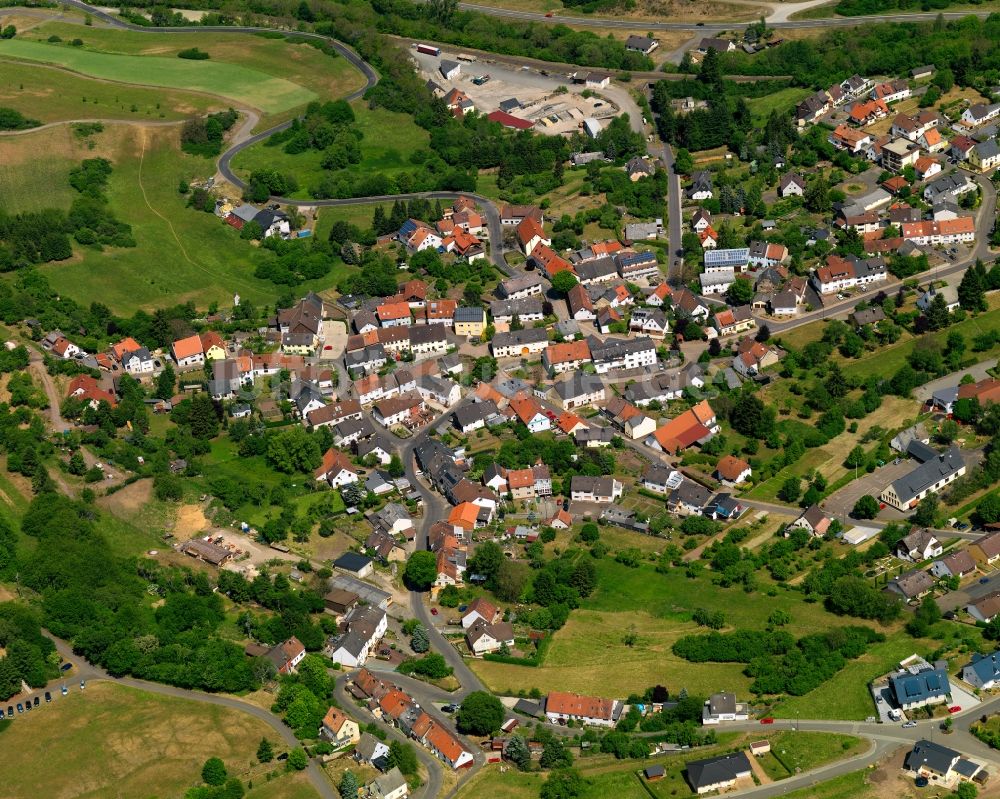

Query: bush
[178,47,210,59]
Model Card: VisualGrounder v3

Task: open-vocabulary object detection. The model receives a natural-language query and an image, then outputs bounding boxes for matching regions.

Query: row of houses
[349,668,475,769]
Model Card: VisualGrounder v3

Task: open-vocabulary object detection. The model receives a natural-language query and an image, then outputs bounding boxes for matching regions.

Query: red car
[544,10,554,15]
[949,706,961,713]
[431,608,438,616]
[760,717,775,725]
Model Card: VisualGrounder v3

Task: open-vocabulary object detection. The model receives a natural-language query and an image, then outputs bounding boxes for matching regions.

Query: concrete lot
[412,48,622,137]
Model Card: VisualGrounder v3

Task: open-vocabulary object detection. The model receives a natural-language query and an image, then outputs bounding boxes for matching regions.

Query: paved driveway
[936,567,1000,613]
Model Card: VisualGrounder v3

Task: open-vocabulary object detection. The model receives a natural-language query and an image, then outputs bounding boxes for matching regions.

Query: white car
[902,721,917,728]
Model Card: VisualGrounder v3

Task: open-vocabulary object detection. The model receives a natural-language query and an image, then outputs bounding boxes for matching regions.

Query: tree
[156,363,175,399]
[975,493,1000,525]
[727,277,754,305]
[201,757,227,786]
[778,477,801,504]
[403,551,437,591]
[540,737,573,769]
[844,446,866,469]
[388,453,405,479]
[257,738,274,763]
[541,769,587,799]
[955,781,978,799]
[852,495,879,519]
[68,450,86,476]
[387,740,419,777]
[551,270,578,295]
[730,393,773,438]
[958,262,988,312]
[287,747,308,771]
[411,624,430,653]
[912,494,939,527]
[338,770,359,798]
[456,691,504,735]
[756,324,771,343]
[188,393,220,439]
[505,734,530,769]
[468,540,503,587]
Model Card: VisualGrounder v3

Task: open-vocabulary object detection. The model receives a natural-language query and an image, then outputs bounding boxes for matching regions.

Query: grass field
[746,87,812,122]
[0,681,315,799]
[0,125,337,312]
[230,103,430,199]
[470,556,891,700]
[0,59,225,123]
[842,299,1000,382]
[746,396,920,502]
[778,770,874,799]
[762,731,866,777]
[30,20,365,124]
[315,204,382,239]
[0,39,315,114]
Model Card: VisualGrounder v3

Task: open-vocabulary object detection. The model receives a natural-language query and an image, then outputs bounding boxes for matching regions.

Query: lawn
[315,204,383,239]
[761,731,866,777]
[229,103,430,199]
[0,124,334,312]
[30,20,365,124]
[0,681,312,799]
[0,38,315,114]
[470,556,888,701]
[746,87,812,122]
[0,59,224,123]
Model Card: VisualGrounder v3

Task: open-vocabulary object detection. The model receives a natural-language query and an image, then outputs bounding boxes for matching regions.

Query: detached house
[896,528,943,562]
[715,455,751,486]
[790,504,831,538]
[516,216,549,256]
[315,448,359,488]
[172,334,204,368]
[570,476,623,504]
[963,650,1000,690]
[930,549,977,579]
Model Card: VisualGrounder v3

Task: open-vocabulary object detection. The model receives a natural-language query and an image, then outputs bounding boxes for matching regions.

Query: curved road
[40,632,339,799]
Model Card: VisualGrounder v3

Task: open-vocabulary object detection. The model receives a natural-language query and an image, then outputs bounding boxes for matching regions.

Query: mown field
[29,20,366,124]
[230,103,430,199]
[0,38,314,114]
[0,59,225,122]
[0,125,341,312]
[0,682,316,799]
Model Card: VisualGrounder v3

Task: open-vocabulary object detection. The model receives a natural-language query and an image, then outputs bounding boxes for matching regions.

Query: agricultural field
[229,104,431,199]
[0,681,314,799]
[0,38,314,115]
[0,60,225,123]
[0,125,341,312]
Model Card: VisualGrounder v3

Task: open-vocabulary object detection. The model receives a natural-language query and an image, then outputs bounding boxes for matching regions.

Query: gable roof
[546,690,616,720]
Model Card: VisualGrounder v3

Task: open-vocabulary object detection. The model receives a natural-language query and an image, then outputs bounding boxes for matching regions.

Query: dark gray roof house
[686,752,751,794]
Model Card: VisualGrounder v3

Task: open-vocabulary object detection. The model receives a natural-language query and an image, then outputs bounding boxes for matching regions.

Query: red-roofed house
[315,448,359,488]
[172,334,204,368]
[545,691,621,727]
[487,110,534,129]
[715,455,752,485]
[68,374,117,409]
[650,400,718,454]
[516,217,550,256]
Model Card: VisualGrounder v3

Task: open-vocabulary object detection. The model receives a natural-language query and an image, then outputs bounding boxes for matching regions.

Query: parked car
[980,577,991,584]
[60,662,72,672]
[430,608,438,615]
[5,706,12,718]
[760,717,774,724]
[44,692,51,703]
[903,721,917,728]
[949,706,961,713]
[60,685,67,696]
[16,703,23,714]
[80,680,86,690]
[32,696,39,708]
[442,704,458,713]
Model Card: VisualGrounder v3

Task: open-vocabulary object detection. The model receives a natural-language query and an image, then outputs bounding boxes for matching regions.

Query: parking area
[319,319,347,361]
[822,457,915,521]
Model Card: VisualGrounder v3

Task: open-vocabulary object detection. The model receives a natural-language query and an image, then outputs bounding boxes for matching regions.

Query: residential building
[930,549,977,579]
[570,476,623,503]
[542,340,592,375]
[687,171,714,200]
[490,298,544,326]
[587,335,657,374]
[454,306,487,338]
[552,373,605,410]
[325,605,388,668]
[686,752,752,795]
[172,334,204,368]
[649,399,719,454]
[499,273,544,300]
[712,306,754,337]
[265,636,306,675]
[491,328,549,358]
[544,691,621,727]
[889,662,950,710]
[962,102,1000,128]
[315,448,359,488]
[516,216,549,256]
[320,707,361,748]
[465,619,515,655]
[701,693,749,725]
[968,591,1000,623]
[508,391,550,432]
[668,479,713,516]
[969,138,1000,172]
[886,569,935,601]
[373,392,425,428]
[368,767,409,799]
[715,455,751,486]
[778,172,806,197]
[790,505,831,538]
[905,740,983,785]
[354,732,391,767]
[970,531,1000,567]
[896,528,943,562]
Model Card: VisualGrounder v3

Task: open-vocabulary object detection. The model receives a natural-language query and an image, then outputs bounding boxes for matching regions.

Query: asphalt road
[450,2,998,31]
